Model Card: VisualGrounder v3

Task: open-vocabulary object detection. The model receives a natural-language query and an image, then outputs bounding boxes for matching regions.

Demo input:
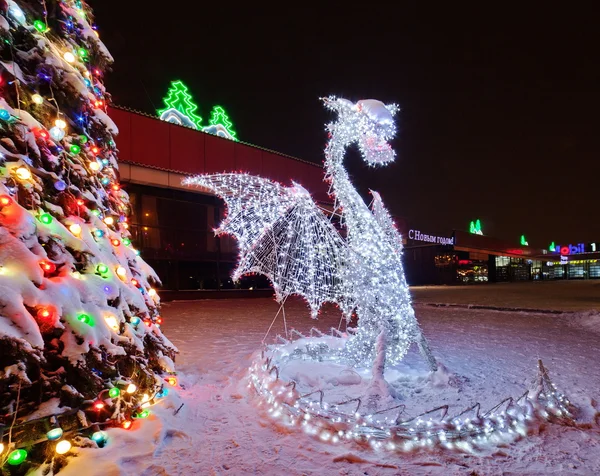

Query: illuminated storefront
[403,229,600,285]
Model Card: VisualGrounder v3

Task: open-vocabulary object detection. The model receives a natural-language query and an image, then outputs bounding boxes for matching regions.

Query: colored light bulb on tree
[55,119,67,129]
[69,223,82,236]
[108,387,120,398]
[70,144,81,154]
[77,313,93,325]
[50,126,65,141]
[7,449,27,465]
[104,216,114,226]
[0,195,12,207]
[39,213,53,224]
[34,20,47,33]
[37,306,55,322]
[55,440,71,455]
[39,260,56,275]
[94,400,105,410]
[131,316,141,327]
[96,263,109,275]
[122,420,132,429]
[32,94,44,105]
[116,266,127,279]
[91,431,107,446]
[126,383,137,394]
[63,52,76,63]
[122,238,131,246]
[15,167,32,180]
[167,376,177,386]
[89,161,101,172]
[94,229,104,238]
[111,238,120,247]
[46,427,63,440]
[104,314,119,331]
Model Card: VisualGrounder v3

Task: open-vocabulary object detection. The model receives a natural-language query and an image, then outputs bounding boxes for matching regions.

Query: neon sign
[409,229,454,245]
[520,235,528,246]
[469,219,482,235]
[550,243,585,255]
[157,80,202,129]
[157,81,238,141]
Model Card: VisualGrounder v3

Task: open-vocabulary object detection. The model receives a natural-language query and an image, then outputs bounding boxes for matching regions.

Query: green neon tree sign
[208,106,237,140]
[469,219,482,235]
[520,235,529,246]
[157,80,202,129]
[549,241,556,252]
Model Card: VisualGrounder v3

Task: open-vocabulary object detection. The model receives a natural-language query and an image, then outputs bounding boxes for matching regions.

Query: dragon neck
[324,123,369,233]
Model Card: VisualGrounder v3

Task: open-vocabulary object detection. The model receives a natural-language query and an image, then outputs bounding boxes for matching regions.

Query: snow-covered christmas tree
[0,0,176,471]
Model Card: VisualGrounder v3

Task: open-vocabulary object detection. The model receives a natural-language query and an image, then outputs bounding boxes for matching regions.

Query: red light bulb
[122,420,132,429]
[76,199,84,206]
[111,238,120,247]
[131,278,139,287]
[36,306,55,321]
[91,146,100,154]
[94,401,105,410]
[39,260,56,275]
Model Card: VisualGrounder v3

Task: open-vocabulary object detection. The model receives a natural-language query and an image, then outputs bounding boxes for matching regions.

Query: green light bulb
[108,387,120,398]
[122,238,131,246]
[135,410,150,419]
[77,313,91,325]
[46,427,64,440]
[96,264,109,274]
[8,449,27,465]
[70,144,81,154]
[78,48,88,58]
[33,20,47,33]
[39,213,53,225]
[80,135,88,144]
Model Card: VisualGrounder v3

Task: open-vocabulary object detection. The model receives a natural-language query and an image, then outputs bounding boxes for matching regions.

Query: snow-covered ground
[56,290,600,475]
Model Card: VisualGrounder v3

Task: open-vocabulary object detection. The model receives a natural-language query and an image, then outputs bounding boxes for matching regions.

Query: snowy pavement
[58,294,600,476]
[411,280,600,312]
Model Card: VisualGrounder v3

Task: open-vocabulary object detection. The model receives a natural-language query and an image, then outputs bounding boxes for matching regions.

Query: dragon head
[322,96,398,165]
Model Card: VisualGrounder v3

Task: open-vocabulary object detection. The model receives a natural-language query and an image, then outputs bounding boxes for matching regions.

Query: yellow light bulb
[63,52,76,63]
[126,383,137,394]
[55,440,71,455]
[141,393,150,403]
[55,119,67,129]
[104,216,114,226]
[69,223,82,236]
[104,315,119,331]
[32,94,44,105]
[148,288,157,297]
[89,161,101,172]
[116,266,127,278]
[0,442,4,454]
[15,167,32,180]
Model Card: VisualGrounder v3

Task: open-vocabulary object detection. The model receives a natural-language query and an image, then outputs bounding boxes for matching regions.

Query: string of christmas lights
[247,333,574,452]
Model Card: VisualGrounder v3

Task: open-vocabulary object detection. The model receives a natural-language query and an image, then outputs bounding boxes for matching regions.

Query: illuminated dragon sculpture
[184,97,436,371]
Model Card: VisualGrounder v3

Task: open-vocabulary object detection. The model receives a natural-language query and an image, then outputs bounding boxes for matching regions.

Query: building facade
[110,106,329,297]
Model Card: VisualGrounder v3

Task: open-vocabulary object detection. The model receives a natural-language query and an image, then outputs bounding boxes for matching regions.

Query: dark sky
[92,2,599,247]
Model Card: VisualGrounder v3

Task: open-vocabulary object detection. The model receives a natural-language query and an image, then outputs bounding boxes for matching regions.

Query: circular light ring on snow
[248,334,575,453]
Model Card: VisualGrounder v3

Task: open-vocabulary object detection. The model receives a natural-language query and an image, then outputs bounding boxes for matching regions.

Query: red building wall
[109,107,329,202]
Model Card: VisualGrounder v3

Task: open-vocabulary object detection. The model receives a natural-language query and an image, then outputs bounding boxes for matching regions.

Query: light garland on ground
[247,334,574,453]
[185,96,436,371]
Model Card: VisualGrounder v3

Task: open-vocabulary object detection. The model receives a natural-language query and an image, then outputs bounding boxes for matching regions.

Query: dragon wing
[184,174,351,317]
[370,190,404,255]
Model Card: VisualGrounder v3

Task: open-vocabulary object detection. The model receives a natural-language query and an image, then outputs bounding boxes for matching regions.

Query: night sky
[92,2,599,247]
